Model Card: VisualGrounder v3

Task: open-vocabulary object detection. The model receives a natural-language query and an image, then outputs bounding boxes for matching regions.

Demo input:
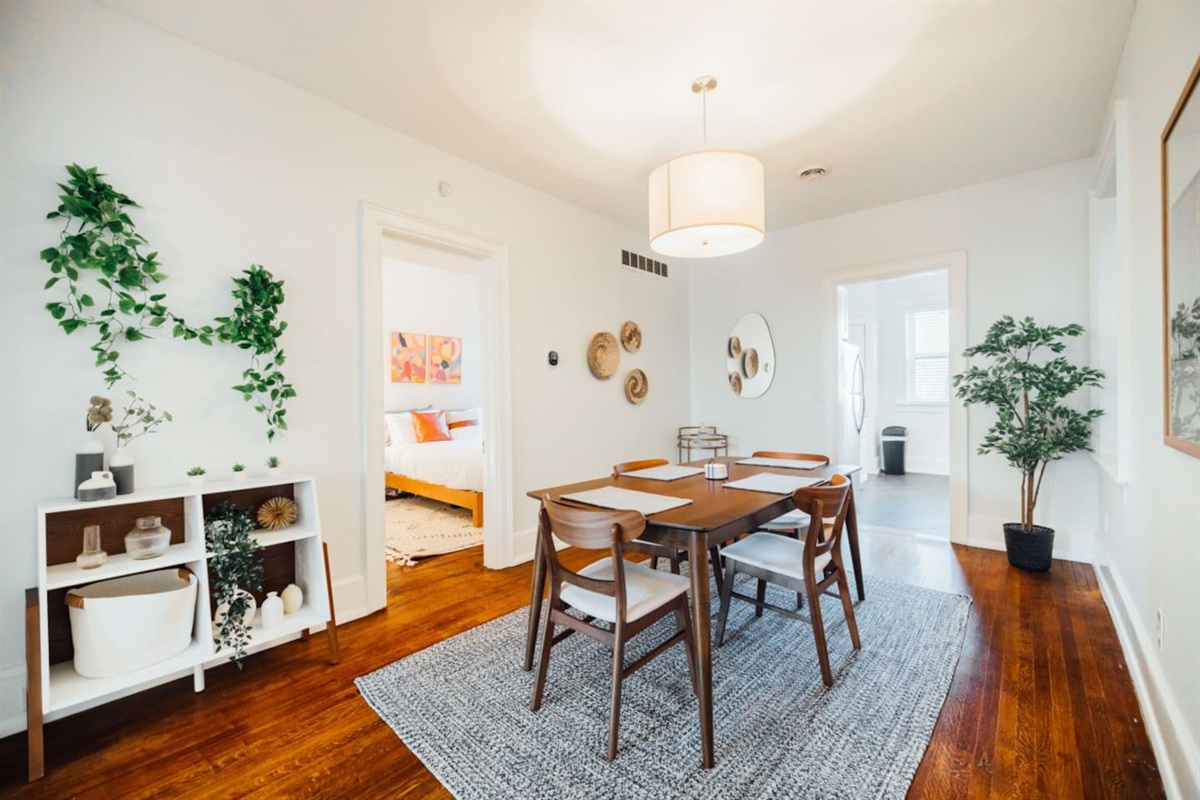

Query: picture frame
[1162,57,1200,458]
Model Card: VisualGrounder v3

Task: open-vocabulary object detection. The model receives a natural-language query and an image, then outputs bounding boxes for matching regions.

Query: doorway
[359,205,513,615]
[824,252,968,544]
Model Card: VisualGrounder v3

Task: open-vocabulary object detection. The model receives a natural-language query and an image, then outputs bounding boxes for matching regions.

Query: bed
[385,409,484,527]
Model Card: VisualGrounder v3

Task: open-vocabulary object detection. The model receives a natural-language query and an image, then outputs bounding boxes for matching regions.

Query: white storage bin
[66,568,197,678]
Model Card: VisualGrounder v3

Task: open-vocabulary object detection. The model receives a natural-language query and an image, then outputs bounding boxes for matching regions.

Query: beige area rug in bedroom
[385,495,482,566]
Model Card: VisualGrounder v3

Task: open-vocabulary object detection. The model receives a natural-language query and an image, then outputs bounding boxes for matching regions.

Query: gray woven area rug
[356,574,970,799]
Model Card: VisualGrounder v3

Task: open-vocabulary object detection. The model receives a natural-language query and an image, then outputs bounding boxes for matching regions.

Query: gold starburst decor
[257,496,298,530]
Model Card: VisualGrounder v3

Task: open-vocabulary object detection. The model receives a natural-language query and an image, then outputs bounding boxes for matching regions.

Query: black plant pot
[1003,523,1055,571]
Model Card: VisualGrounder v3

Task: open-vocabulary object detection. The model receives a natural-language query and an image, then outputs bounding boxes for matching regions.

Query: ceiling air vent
[621,249,669,279]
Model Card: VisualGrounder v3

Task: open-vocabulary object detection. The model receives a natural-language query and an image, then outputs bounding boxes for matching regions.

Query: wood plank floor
[0,529,1163,799]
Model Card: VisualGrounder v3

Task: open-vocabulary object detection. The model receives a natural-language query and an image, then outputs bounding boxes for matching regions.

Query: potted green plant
[187,466,206,487]
[265,455,280,477]
[232,463,246,481]
[953,316,1104,571]
[205,502,264,668]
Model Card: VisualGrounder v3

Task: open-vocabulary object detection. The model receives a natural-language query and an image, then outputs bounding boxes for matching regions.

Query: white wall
[845,271,949,475]
[689,158,1098,561]
[1091,2,1200,795]
[0,0,690,735]
[381,258,482,412]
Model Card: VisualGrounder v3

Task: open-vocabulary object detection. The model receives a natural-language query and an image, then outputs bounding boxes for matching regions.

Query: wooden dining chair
[714,475,861,687]
[612,459,725,584]
[753,451,831,538]
[532,497,697,761]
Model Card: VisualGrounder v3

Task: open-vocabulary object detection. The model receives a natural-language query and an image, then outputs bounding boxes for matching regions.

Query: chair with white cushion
[532,497,697,761]
[714,475,861,687]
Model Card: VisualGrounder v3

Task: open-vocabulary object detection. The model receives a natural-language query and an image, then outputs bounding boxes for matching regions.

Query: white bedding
[386,439,484,492]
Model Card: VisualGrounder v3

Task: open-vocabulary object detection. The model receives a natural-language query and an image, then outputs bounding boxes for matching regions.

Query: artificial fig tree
[952,316,1104,533]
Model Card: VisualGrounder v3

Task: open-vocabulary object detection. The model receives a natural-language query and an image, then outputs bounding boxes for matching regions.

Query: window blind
[907,307,949,402]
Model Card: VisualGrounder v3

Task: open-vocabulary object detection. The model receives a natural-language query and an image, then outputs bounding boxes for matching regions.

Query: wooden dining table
[523,455,865,769]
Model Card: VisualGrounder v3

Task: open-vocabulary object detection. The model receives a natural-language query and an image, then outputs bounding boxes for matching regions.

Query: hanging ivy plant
[205,501,264,669]
[40,164,213,386]
[215,265,296,441]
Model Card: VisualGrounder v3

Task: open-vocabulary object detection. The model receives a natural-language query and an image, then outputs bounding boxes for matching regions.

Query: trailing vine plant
[214,266,295,441]
[40,164,213,386]
[41,165,295,441]
[205,501,264,668]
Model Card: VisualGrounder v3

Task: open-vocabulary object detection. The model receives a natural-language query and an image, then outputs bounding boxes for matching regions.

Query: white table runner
[560,487,693,515]
[724,473,826,494]
[736,456,826,470]
[622,464,705,481]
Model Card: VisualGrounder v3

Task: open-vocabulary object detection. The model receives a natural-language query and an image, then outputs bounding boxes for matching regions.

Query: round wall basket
[624,369,648,404]
[728,336,742,358]
[742,348,759,378]
[620,321,642,353]
[729,372,743,396]
[587,331,620,379]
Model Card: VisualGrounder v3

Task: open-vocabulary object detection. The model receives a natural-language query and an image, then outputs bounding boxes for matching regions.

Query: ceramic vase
[77,471,116,502]
[213,589,257,638]
[110,446,134,495]
[266,467,280,477]
[75,432,105,499]
[261,591,284,629]
[189,475,205,488]
[280,583,303,614]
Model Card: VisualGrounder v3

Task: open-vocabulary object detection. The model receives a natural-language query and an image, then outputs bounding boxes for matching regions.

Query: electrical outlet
[1156,609,1164,651]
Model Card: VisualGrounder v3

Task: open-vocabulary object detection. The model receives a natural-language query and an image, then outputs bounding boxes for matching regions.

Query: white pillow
[446,406,482,441]
[385,406,432,446]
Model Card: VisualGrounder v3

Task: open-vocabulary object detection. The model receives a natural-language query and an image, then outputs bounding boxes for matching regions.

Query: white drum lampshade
[648,149,765,259]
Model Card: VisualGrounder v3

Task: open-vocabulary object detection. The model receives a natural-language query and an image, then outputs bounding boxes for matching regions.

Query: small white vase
[280,583,303,614]
[233,470,247,482]
[212,589,257,638]
[261,591,284,629]
[78,470,117,502]
[266,467,280,477]
[189,475,205,487]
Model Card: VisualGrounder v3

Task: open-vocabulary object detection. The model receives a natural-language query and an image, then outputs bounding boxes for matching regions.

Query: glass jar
[125,516,171,560]
[76,524,107,569]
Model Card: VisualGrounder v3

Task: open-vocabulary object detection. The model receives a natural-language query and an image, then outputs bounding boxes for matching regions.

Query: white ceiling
[101,0,1134,234]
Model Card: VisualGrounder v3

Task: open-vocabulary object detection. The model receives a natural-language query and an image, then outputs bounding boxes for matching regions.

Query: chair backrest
[613,458,669,476]
[540,497,647,602]
[791,474,851,560]
[752,450,831,466]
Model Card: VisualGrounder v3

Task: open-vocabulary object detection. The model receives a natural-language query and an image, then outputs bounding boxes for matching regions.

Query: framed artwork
[391,331,426,383]
[429,335,462,384]
[1162,57,1200,457]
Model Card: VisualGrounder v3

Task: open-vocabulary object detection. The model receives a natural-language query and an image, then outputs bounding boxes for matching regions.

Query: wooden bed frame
[386,472,483,528]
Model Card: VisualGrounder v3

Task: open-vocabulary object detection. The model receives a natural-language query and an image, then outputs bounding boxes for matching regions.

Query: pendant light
[648,76,765,259]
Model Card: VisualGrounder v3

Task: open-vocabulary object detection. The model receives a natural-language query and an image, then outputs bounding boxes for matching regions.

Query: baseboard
[331,575,368,624]
[0,663,26,737]
[967,513,1094,564]
[1095,549,1199,799]
[904,456,949,475]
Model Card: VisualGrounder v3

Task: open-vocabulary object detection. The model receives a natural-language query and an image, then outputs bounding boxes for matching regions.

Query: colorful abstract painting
[391,332,426,383]
[429,335,463,384]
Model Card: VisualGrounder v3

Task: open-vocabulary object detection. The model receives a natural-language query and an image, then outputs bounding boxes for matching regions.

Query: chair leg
[755,578,767,618]
[668,554,680,574]
[531,602,558,710]
[607,624,626,761]
[806,580,834,687]
[647,555,658,571]
[709,546,723,588]
[836,568,861,650]
[715,562,737,647]
[796,590,804,610]
[674,601,698,694]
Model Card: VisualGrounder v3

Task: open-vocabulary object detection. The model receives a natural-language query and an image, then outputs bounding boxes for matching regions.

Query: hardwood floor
[0,530,1163,799]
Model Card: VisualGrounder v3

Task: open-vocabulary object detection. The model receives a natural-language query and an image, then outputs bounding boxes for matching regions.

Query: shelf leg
[322,542,341,664]
[193,665,205,693]
[25,588,44,782]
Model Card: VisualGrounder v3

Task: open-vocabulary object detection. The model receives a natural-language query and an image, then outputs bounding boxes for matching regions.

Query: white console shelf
[25,474,339,782]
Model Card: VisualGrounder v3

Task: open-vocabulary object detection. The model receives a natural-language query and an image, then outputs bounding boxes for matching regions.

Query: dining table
[522,455,864,769]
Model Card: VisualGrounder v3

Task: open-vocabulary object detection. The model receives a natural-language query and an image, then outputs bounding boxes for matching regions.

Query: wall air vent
[621,249,669,279]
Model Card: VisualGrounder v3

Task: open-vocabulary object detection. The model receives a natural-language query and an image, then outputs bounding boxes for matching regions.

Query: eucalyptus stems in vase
[205,502,264,668]
[109,391,173,495]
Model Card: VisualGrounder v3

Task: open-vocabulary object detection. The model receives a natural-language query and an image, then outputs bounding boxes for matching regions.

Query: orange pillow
[411,410,451,443]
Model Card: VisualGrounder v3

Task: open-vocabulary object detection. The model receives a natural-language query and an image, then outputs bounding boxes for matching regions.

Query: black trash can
[881,426,908,475]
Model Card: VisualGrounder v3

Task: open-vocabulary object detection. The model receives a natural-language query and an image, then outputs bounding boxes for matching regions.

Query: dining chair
[532,497,697,761]
[612,459,725,584]
[714,474,861,687]
[753,451,831,538]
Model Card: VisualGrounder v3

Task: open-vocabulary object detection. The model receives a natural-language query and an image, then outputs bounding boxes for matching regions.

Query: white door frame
[822,250,969,544]
[359,204,514,613]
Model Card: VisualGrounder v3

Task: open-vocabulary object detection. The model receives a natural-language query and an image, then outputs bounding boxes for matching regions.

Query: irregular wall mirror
[726,312,775,398]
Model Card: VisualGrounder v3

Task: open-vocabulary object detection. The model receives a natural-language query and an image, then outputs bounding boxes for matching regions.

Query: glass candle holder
[76,524,107,569]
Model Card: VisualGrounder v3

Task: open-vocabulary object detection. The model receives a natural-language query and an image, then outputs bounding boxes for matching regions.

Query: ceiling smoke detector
[796,166,828,181]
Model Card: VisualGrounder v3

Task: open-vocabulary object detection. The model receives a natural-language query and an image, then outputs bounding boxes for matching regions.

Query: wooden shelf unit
[25,474,339,781]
